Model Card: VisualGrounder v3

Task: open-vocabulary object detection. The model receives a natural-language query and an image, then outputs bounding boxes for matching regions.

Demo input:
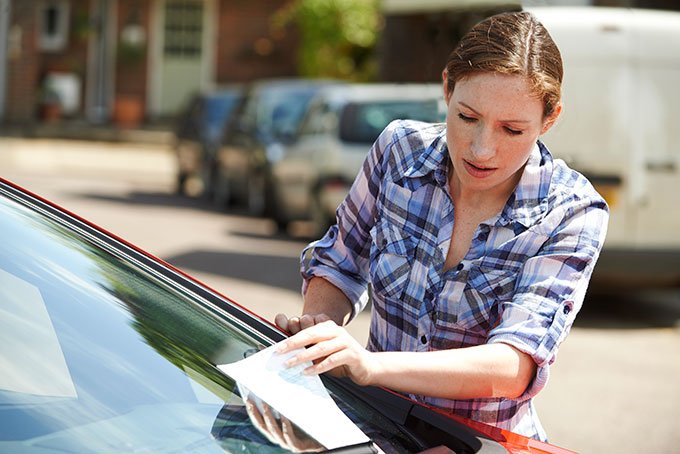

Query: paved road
[2,137,679,453]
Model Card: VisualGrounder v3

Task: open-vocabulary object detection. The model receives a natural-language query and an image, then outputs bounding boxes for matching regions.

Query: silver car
[270,84,446,236]
[213,79,342,216]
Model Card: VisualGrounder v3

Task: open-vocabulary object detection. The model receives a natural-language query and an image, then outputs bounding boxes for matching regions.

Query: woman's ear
[442,69,451,104]
[541,102,562,135]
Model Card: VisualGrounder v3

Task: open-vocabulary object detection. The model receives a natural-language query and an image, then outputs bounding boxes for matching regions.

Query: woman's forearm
[369,343,537,400]
[297,279,536,400]
[302,277,353,326]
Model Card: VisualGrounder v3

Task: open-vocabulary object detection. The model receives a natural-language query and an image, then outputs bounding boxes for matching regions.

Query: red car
[0,176,573,453]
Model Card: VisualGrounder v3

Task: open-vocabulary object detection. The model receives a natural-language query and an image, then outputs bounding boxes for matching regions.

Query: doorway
[150,0,215,117]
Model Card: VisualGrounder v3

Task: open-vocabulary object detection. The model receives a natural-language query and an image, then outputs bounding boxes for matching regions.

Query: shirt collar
[402,127,450,187]
[498,141,553,229]
[402,132,553,229]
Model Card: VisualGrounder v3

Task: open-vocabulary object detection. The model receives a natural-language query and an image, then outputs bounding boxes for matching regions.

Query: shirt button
[456,263,464,271]
[420,335,427,344]
[478,232,488,241]
[563,304,572,315]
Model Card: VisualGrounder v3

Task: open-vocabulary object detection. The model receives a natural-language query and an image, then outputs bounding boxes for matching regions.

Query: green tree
[273,0,381,81]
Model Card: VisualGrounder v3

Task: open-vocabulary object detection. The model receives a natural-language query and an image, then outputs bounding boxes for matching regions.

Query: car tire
[201,165,215,200]
[309,192,332,239]
[247,173,267,217]
[175,172,188,196]
[200,161,216,200]
[269,186,289,233]
[212,169,231,209]
[273,215,289,233]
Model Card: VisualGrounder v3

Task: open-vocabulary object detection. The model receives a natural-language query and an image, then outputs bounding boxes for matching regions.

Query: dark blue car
[174,86,245,198]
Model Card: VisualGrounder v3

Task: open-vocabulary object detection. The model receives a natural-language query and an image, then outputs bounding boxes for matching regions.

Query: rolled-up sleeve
[488,190,609,399]
[300,121,399,320]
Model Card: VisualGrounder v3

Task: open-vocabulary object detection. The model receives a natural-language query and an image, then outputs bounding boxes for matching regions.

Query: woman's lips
[463,160,497,178]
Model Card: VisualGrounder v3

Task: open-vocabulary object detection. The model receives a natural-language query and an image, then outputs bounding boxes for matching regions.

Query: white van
[527,7,680,288]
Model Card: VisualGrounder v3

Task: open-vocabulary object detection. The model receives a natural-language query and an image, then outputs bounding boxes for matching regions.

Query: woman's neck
[448,167,521,218]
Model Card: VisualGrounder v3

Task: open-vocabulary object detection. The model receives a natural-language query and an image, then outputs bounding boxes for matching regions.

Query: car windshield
[0,185,426,453]
[339,100,444,144]
[256,86,320,141]
[203,93,242,143]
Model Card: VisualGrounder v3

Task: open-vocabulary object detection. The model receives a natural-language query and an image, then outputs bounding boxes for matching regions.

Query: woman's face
[444,72,558,198]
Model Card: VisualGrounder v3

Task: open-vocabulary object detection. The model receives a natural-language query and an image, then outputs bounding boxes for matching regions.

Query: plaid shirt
[301,120,609,441]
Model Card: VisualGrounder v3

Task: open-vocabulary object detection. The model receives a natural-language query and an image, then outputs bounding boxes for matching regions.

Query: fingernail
[276,342,287,352]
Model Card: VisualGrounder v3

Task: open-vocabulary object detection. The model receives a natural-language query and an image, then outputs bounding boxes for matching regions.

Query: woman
[275,11,608,441]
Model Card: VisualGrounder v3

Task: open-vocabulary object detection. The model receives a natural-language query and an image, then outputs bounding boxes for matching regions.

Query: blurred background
[1,0,679,453]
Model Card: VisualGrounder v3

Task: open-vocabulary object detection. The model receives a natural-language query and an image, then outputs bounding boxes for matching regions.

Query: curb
[0,121,173,146]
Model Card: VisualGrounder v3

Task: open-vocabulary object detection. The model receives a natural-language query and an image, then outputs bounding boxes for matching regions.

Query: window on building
[38,1,70,52]
[163,0,203,58]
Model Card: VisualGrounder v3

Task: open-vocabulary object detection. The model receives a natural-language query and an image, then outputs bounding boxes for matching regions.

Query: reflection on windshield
[241,384,324,452]
[257,89,317,140]
[0,192,425,453]
[0,268,77,399]
[0,197,252,451]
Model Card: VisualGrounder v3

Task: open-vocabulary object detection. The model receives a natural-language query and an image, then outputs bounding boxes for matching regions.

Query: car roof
[314,83,443,105]
[247,78,345,93]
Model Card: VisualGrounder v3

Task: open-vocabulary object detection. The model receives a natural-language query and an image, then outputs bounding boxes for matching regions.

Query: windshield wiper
[326,376,507,454]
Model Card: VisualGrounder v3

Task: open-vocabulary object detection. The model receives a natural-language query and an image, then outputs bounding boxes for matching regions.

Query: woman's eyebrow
[458,101,481,116]
[458,101,531,124]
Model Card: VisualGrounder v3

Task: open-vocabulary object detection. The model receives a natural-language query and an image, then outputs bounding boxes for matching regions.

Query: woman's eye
[458,113,476,123]
[504,126,523,136]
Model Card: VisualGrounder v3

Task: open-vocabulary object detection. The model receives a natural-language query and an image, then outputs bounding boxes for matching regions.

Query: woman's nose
[471,127,496,161]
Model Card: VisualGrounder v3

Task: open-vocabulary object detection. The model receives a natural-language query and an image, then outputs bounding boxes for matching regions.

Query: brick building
[2,0,679,126]
[0,0,299,126]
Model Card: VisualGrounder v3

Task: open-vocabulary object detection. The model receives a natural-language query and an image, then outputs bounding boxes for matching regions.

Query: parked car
[173,86,244,198]
[214,79,343,215]
[0,176,573,454]
[270,83,446,236]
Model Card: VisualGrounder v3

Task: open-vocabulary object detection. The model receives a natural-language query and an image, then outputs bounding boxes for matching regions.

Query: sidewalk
[0,119,173,146]
[0,133,176,183]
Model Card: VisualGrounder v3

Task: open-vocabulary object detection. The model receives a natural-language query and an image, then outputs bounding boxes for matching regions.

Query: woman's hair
[445,11,563,118]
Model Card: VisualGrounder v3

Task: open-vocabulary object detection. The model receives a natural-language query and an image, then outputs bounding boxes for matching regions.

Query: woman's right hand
[274,313,331,335]
[276,276,353,335]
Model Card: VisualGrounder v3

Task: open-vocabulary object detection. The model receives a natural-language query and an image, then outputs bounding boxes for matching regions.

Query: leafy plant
[273,0,382,81]
[117,41,146,65]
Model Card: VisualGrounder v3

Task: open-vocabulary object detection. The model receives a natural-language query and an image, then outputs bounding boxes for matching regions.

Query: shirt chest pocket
[439,265,517,336]
[369,221,417,300]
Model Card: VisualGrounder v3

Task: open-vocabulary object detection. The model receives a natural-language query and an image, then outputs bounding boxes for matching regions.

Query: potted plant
[38,82,63,123]
[113,23,147,128]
